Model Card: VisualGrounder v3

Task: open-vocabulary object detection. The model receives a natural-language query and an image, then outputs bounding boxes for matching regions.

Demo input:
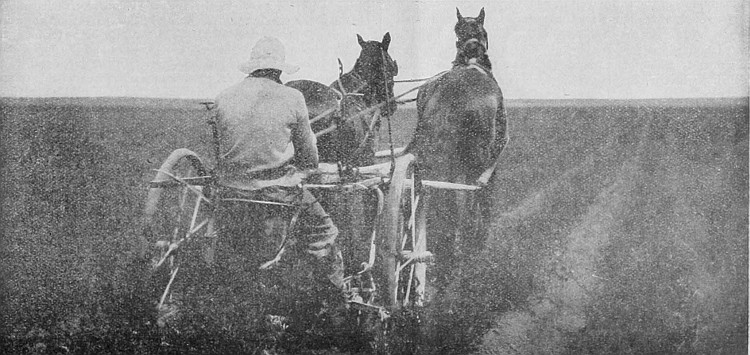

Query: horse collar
[466,62,490,75]
[447,62,497,84]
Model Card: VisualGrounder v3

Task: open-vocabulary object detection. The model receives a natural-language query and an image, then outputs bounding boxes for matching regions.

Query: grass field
[1,96,747,354]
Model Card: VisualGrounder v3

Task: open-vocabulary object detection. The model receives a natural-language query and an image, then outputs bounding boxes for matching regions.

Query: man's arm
[290,93,319,170]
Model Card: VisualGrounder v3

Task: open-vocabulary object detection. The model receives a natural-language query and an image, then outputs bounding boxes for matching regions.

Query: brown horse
[287,33,398,167]
[406,8,508,286]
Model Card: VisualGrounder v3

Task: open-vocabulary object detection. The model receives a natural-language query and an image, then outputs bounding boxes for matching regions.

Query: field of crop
[1,97,747,354]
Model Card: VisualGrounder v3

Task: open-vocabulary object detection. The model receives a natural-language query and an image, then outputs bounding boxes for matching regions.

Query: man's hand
[300,163,339,184]
[315,163,339,175]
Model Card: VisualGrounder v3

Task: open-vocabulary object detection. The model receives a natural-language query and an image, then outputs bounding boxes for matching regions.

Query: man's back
[215,76,318,190]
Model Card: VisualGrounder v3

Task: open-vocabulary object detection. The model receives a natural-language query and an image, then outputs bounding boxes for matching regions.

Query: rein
[332,69,367,100]
[380,49,397,178]
[309,68,367,126]
[315,80,422,139]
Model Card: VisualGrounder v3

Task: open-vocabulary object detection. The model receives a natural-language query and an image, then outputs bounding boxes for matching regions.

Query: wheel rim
[141,149,211,316]
[380,154,428,310]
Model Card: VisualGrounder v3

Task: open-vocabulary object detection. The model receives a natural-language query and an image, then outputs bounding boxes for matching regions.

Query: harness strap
[448,62,497,84]
[330,80,367,102]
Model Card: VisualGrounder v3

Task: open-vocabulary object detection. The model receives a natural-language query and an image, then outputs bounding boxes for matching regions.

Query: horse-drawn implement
[140,101,482,319]
[139,11,504,350]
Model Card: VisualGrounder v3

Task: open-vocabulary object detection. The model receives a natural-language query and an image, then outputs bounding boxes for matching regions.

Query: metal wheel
[380,153,430,311]
[140,148,214,317]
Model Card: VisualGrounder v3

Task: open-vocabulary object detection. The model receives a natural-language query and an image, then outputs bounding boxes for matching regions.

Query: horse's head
[353,32,399,116]
[454,8,492,70]
[455,38,490,67]
[455,8,488,51]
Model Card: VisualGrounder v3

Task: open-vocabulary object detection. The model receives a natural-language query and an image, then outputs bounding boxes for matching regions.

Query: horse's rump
[286,80,340,129]
[409,67,504,182]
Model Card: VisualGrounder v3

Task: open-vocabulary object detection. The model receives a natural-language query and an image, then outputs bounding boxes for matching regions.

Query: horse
[405,8,508,287]
[286,33,398,167]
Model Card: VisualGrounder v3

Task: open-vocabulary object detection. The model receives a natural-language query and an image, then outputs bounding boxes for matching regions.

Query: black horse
[406,8,508,285]
[287,33,398,167]
[409,7,506,188]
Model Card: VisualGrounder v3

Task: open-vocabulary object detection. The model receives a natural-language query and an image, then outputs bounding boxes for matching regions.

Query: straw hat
[238,36,299,74]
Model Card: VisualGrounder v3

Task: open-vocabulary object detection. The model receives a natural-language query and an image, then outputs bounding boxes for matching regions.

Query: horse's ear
[456,7,463,21]
[477,8,485,25]
[382,32,391,51]
[357,34,366,47]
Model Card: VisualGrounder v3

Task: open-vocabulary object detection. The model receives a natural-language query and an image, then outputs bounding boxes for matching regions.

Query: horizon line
[2,95,748,101]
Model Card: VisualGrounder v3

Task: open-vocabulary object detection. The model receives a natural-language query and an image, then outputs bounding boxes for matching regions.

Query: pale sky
[1,0,747,99]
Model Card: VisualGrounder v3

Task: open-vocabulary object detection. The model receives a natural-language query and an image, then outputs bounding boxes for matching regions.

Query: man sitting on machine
[213,36,346,304]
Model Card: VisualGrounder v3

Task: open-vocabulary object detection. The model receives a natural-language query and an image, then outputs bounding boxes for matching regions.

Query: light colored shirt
[214,76,318,190]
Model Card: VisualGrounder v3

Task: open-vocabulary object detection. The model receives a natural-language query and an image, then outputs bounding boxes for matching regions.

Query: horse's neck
[335,70,365,94]
[325,70,366,114]
[331,70,371,111]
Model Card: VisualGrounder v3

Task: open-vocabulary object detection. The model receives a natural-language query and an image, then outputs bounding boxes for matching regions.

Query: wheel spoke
[403,263,416,307]
[141,149,210,319]
[157,266,180,310]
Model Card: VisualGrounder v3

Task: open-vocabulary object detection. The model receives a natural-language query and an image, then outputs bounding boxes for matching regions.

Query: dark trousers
[218,185,345,290]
